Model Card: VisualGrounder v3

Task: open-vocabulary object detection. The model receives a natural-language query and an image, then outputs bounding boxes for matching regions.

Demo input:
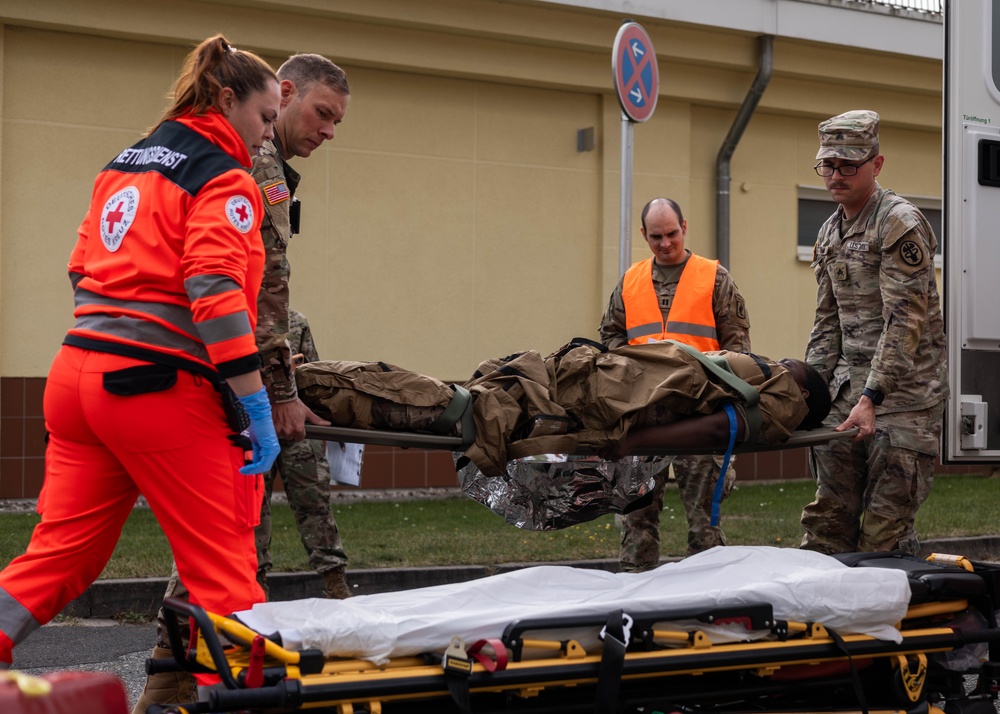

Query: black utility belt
[62,335,250,438]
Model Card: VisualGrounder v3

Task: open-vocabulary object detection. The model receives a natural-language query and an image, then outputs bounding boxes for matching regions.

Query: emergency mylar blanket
[235,546,910,665]
[455,453,667,530]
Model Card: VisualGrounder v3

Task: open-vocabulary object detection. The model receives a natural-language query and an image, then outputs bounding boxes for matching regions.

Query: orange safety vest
[622,255,720,351]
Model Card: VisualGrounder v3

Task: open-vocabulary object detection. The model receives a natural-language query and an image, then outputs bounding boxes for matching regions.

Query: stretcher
[148,547,1000,714]
[305,424,858,530]
[303,424,857,456]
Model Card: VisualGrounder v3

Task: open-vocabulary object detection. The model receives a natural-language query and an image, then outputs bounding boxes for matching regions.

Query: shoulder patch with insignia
[735,295,747,321]
[897,238,928,273]
[263,181,290,205]
[899,239,924,267]
[225,195,254,234]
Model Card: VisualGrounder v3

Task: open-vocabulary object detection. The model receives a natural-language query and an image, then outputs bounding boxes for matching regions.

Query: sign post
[612,21,659,276]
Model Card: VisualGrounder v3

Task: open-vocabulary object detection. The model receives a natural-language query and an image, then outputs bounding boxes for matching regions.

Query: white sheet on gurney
[236,546,910,665]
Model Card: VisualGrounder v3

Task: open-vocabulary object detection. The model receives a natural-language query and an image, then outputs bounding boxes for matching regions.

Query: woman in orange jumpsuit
[0,35,282,667]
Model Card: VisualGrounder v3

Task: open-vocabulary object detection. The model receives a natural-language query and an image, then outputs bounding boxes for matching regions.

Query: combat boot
[131,646,197,714]
[322,567,353,599]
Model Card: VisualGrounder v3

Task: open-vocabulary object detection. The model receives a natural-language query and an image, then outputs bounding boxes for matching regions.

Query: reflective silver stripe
[665,321,718,340]
[74,288,197,336]
[626,322,663,341]
[69,272,85,290]
[74,314,211,363]
[184,274,241,301]
[196,311,252,345]
[0,586,41,644]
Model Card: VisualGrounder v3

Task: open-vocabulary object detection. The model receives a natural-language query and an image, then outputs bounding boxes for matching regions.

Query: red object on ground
[1,670,128,714]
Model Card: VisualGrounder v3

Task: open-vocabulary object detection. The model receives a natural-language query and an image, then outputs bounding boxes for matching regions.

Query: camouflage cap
[815,110,880,161]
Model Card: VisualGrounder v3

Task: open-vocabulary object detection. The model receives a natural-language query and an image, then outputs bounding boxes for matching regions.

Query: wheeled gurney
[150,547,1000,714]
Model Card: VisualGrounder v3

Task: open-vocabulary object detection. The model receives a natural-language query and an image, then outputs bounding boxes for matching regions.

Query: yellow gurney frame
[153,553,1000,714]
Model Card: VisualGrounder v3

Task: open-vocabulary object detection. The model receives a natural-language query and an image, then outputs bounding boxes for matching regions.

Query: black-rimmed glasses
[813,154,875,177]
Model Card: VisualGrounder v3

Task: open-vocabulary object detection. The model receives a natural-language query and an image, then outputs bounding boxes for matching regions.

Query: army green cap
[815,110,880,161]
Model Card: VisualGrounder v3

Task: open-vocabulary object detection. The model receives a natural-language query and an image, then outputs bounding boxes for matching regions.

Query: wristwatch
[861,387,885,406]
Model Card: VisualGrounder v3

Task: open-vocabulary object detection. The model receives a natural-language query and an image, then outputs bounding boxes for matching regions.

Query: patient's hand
[598,437,633,462]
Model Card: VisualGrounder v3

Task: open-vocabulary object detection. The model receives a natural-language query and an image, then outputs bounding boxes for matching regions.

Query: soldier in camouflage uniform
[800,110,948,556]
[255,308,349,596]
[599,198,750,569]
[132,54,352,714]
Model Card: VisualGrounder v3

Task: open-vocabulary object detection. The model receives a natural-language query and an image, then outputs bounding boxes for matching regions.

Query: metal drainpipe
[716,34,773,269]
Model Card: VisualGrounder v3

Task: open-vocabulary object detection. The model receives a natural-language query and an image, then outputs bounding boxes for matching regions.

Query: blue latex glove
[236,387,280,475]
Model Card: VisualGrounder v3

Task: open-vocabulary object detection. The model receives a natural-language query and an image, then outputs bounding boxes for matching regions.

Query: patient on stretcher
[296,338,831,478]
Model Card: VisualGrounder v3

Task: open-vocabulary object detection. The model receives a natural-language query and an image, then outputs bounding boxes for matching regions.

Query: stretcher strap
[667,340,761,444]
[441,636,509,712]
[428,385,473,437]
[467,638,508,672]
[244,635,266,688]
[443,636,475,714]
[596,610,630,714]
[826,627,870,714]
[711,403,737,527]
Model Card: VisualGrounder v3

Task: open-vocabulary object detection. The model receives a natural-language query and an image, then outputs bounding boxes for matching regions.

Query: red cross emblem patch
[100,186,140,253]
[226,195,255,234]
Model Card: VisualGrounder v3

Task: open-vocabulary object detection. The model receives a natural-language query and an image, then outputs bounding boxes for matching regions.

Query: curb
[917,535,1000,561]
[63,559,629,620]
[63,537,1000,620]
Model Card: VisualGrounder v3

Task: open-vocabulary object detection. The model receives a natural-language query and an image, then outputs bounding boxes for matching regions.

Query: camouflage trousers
[619,453,736,571]
[153,568,187,649]
[800,397,944,556]
[256,437,348,583]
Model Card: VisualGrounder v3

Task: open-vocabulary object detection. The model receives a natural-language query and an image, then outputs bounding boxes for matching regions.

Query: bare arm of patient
[598,408,744,461]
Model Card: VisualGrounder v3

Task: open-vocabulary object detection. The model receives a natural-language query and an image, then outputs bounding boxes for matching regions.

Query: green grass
[0,474,997,579]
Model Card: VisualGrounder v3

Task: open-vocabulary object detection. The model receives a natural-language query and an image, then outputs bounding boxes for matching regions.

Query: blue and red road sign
[612,22,659,123]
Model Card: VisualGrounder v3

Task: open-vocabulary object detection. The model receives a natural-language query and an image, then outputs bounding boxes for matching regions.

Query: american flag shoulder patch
[263,181,290,205]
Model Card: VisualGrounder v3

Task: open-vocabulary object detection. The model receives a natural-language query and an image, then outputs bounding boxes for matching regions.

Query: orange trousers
[0,346,264,663]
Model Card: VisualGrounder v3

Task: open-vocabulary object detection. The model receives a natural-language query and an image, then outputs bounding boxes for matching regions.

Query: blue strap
[711,403,738,527]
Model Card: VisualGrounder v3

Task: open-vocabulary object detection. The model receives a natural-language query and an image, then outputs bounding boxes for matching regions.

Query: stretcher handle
[145,656,184,675]
[305,424,465,450]
[632,426,860,456]
[209,682,300,711]
[161,596,241,690]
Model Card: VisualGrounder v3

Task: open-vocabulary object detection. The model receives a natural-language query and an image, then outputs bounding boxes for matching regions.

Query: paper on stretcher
[236,546,910,666]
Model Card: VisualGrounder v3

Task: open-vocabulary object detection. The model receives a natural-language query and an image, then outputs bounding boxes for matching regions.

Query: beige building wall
[0,0,955,498]
[0,0,942,379]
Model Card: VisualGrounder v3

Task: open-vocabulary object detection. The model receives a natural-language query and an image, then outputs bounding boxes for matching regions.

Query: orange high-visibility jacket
[623,255,720,351]
[67,111,265,378]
